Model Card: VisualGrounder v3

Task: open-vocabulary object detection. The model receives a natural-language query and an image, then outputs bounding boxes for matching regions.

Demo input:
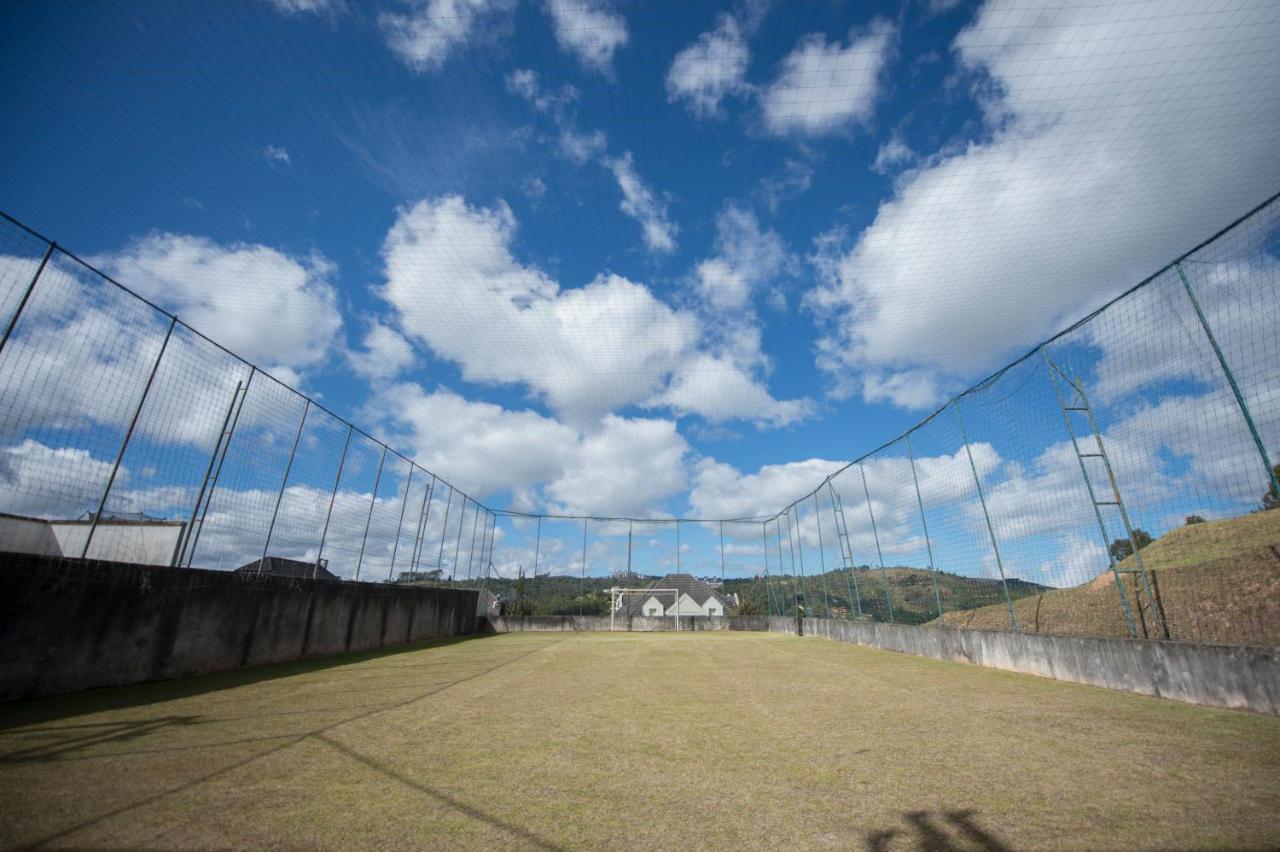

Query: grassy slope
[2,633,1277,850]
[928,510,1280,644]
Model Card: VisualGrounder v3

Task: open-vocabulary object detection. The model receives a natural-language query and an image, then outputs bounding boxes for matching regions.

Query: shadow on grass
[318,734,562,850]
[865,810,1010,851]
[10,635,566,849]
[0,633,495,731]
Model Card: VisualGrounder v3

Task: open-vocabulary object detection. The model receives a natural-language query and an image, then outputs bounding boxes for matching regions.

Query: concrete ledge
[0,552,480,702]
[484,614,770,633]
[775,615,1280,715]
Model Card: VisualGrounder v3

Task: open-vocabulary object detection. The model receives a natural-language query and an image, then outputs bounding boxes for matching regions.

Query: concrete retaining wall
[0,552,480,702]
[771,615,1280,715]
[485,614,770,633]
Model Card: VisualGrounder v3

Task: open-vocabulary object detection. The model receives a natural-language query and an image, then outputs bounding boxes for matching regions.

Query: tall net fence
[0,213,497,588]
[1,192,1279,643]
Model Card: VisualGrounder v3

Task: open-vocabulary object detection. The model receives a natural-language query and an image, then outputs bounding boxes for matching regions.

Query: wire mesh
[0,192,1277,640]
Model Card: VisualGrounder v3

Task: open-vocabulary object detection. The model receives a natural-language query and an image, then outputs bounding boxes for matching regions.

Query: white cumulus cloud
[761,19,896,136]
[381,0,516,72]
[545,0,628,75]
[809,0,1280,409]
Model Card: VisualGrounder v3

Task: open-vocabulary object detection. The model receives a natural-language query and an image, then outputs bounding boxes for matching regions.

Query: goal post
[608,587,680,631]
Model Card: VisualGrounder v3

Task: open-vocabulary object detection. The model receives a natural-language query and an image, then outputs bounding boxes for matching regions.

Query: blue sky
[2,0,1278,582]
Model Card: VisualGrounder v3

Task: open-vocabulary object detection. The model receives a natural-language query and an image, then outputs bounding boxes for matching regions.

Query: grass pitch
[2,633,1278,850]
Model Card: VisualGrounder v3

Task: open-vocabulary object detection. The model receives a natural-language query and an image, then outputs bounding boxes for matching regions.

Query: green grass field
[2,632,1278,850]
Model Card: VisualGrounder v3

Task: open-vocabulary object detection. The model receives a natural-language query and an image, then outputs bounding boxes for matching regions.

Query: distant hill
[467,566,1047,623]
[723,567,1047,624]
[927,510,1280,645]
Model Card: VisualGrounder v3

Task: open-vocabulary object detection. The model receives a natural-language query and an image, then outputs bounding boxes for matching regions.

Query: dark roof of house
[234,556,337,581]
[618,573,729,616]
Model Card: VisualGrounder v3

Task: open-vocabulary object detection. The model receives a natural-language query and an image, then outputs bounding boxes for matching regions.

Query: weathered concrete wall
[0,552,479,702]
[485,615,769,633]
[772,616,1280,715]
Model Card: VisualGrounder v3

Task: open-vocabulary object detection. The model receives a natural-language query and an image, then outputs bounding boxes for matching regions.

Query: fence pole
[82,315,176,559]
[1042,351,1140,638]
[1175,262,1280,500]
[859,463,895,623]
[410,474,437,573]
[464,499,481,582]
[532,515,543,605]
[315,423,353,579]
[761,523,775,616]
[627,520,633,582]
[954,401,1019,632]
[0,241,55,357]
[478,512,496,593]
[386,465,416,581]
[774,517,793,614]
[828,481,863,619]
[258,398,311,572]
[784,508,809,612]
[719,520,726,589]
[905,434,945,624]
[435,486,454,580]
[451,497,469,582]
[187,369,256,567]
[580,517,588,617]
[811,495,833,617]
[354,445,387,582]
[675,519,681,572]
[174,378,242,568]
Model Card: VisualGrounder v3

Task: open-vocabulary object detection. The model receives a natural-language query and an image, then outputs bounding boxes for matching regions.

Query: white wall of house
[670,593,726,616]
[53,522,184,565]
[641,595,666,616]
[0,516,184,565]
[0,515,62,556]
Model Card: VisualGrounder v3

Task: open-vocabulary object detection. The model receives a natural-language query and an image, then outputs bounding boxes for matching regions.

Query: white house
[623,573,736,618]
[0,511,185,566]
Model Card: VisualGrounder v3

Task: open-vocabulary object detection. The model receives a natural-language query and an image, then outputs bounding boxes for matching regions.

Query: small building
[234,556,337,581]
[620,573,736,618]
[0,511,185,566]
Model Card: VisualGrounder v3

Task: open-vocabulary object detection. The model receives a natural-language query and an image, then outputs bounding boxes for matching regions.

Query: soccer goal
[608,587,680,631]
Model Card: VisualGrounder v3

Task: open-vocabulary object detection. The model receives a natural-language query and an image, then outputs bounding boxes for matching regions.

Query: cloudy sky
[2,0,1278,582]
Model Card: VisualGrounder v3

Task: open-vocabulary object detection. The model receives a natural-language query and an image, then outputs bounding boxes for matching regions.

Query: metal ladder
[827,483,864,619]
[1044,352,1165,639]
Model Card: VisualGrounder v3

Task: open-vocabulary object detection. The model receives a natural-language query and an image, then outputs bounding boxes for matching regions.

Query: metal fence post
[315,424,353,579]
[258,398,311,572]
[954,401,1018,632]
[675,519,681,572]
[580,517,588,617]
[718,520,726,589]
[1176,261,1280,501]
[828,480,863,619]
[387,464,415,581]
[784,508,809,611]
[531,515,543,602]
[0,241,55,357]
[82,315,177,559]
[905,434,945,624]
[464,499,481,582]
[186,368,256,568]
[410,474,437,573]
[761,522,776,616]
[1042,350,1140,638]
[859,463,895,623]
[354,445,387,582]
[452,497,469,581]
[812,493,832,617]
[435,486,454,579]
[174,378,242,567]
[774,517,793,614]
